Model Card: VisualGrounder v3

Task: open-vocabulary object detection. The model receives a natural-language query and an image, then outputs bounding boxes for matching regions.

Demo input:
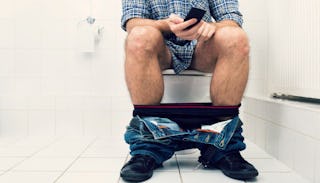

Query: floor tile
[33,146,87,158]
[68,158,126,172]
[81,145,128,158]
[246,172,311,183]
[119,171,181,183]
[0,146,40,157]
[56,172,119,183]
[12,137,57,147]
[0,172,61,183]
[0,138,311,183]
[12,157,75,171]
[0,157,25,171]
[181,171,245,183]
[249,158,291,173]
[156,156,179,172]
[177,157,203,172]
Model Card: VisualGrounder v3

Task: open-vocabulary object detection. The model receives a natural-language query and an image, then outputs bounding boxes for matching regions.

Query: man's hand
[168,14,216,42]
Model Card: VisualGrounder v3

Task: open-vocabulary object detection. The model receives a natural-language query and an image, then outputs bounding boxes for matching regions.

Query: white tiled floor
[0,137,311,183]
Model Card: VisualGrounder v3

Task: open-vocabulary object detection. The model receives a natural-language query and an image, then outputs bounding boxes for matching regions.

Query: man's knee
[125,26,164,55]
[214,27,250,57]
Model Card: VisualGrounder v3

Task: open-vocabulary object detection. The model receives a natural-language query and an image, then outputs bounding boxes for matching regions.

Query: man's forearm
[126,18,171,34]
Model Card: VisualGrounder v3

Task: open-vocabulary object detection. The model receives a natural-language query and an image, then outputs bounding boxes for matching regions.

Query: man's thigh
[126,26,173,70]
[190,38,218,73]
[158,43,173,70]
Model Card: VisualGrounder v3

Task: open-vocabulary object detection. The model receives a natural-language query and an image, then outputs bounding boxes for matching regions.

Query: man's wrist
[155,19,171,35]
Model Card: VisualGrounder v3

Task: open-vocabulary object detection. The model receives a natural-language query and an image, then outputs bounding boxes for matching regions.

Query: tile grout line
[175,154,184,183]
[117,153,130,183]
[243,111,320,141]
[0,137,62,176]
[52,137,98,183]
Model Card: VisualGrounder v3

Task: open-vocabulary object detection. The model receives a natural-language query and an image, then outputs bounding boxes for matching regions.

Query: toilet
[161,69,212,103]
[161,69,212,155]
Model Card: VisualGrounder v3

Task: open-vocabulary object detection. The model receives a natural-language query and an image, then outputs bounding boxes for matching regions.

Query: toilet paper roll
[76,22,95,53]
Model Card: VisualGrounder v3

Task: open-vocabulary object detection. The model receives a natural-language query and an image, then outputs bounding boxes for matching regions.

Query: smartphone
[184,7,206,29]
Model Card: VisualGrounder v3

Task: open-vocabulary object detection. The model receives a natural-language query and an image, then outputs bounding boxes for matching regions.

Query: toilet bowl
[161,69,212,103]
[161,69,212,155]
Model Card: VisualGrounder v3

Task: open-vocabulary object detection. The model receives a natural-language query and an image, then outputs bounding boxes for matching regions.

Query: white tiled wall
[238,1,320,182]
[239,0,269,97]
[0,0,130,138]
[241,97,320,183]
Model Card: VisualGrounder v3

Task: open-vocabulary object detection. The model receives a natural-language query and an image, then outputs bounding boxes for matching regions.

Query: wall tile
[254,117,267,149]
[55,96,84,111]
[42,51,72,78]
[66,76,93,96]
[0,20,14,49]
[43,0,90,19]
[83,110,111,136]
[111,111,132,140]
[0,77,15,96]
[83,96,111,111]
[14,50,43,77]
[277,128,296,168]
[293,134,316,182]
[69,52,93,77]
[241,113,256,142]
[27,96,55,110]
[28,110,55,136]
[14,20,44,49]
[0,50,14,76]
[244,21,268,51]
[0,110,28,137]
[14,0,45,19]
[0,1,14,18]
[43,20,74,49]
[239,0,267,21]
[265,123,280,159]
[0,96,27,110]
[42,77,67,95]
[15,77,42,96]
[315,141,320,183]
[55,110,83,136]
[111,96,132,112]
[248,50,268,80]
[92,0,121,20]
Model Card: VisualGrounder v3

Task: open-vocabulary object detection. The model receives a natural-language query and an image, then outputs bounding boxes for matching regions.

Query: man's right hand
[167,14,202,41]
[167,14,216,42]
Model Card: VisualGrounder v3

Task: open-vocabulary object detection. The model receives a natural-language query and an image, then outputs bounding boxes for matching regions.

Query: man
[120,0,258,182]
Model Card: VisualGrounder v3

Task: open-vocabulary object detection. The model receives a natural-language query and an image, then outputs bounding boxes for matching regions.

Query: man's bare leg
[125,26,172,105]
[191,26,250,106]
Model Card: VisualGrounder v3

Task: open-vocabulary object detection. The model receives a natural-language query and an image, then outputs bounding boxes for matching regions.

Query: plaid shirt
[121,0,243,74]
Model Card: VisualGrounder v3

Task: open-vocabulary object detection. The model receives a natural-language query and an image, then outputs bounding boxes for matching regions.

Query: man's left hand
[168,14,216,42]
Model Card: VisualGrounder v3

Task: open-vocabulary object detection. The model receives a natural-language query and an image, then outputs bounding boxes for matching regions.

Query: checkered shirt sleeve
[121,0,151,31]
[209,0,243,26]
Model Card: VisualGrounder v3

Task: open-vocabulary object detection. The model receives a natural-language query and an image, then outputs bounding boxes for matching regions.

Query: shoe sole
[120,172,153,182]
[222,170,258,180]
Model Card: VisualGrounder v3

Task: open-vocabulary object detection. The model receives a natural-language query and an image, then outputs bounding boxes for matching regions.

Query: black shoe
[120,155,158,182]
[214,152,258,180]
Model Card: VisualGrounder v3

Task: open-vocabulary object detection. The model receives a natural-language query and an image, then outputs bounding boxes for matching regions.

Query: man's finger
[169,14,184,24]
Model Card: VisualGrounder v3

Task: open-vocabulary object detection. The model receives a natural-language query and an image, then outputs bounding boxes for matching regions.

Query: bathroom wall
[239,0,320,182]
[0,0,131,138]
[240,0,269,98]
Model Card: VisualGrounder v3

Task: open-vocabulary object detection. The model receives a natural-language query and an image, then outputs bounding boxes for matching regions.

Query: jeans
[124,116,246,165]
